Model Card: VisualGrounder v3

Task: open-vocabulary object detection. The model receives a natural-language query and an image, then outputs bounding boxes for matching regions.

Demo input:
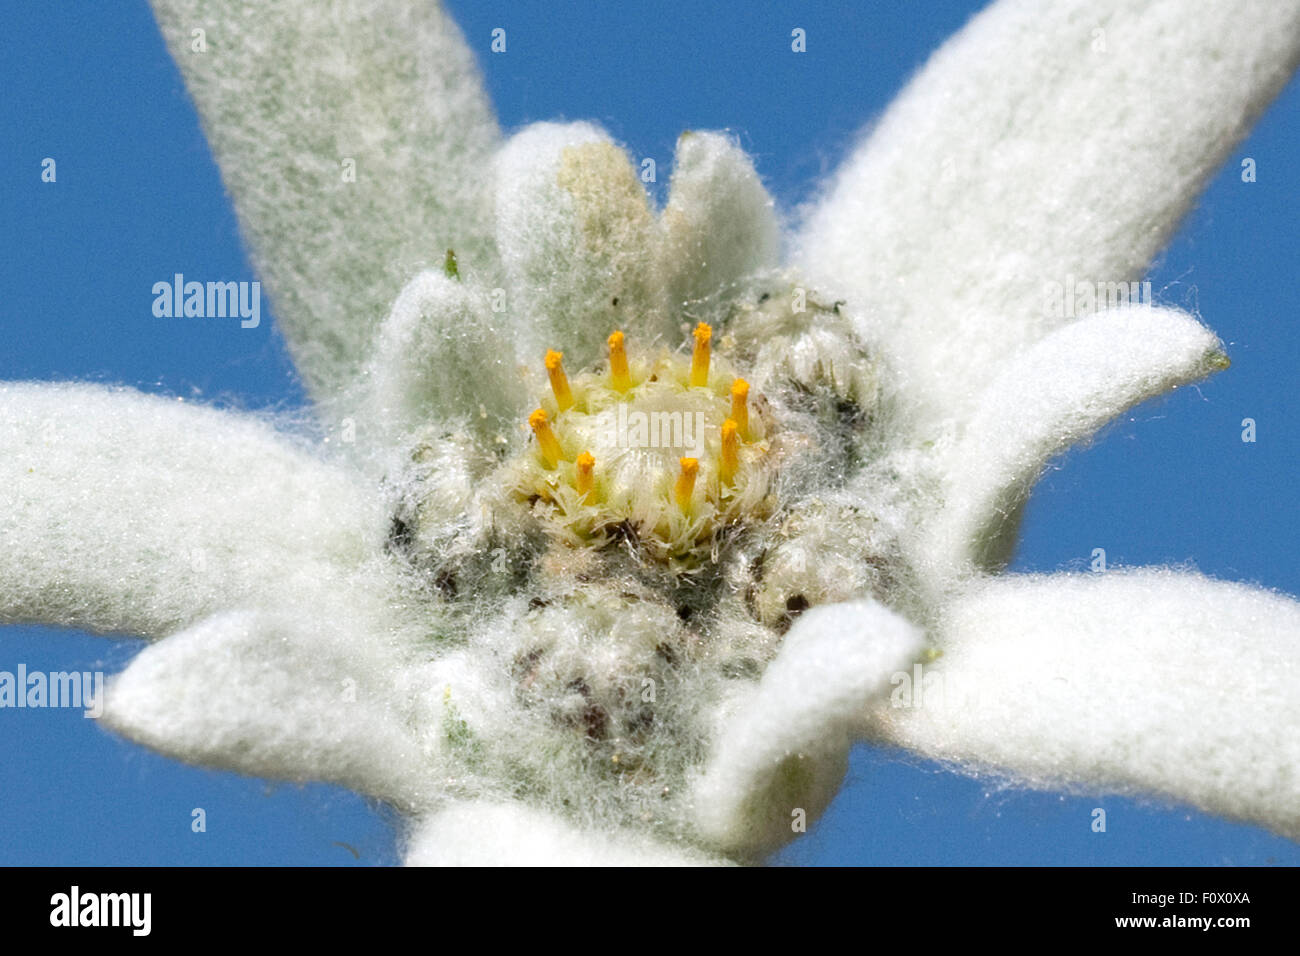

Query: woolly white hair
[4,0,1300,866]
[868,571,1300,841]
[798,0,1300,432]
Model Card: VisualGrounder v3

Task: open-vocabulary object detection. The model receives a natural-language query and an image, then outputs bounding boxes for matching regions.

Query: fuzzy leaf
[797,0,1300,428]
[921,305,1226,577]
[870,571,1300,841]
[149,0,501,405]
[693,599,924,859]
[405,799,726,866]
[0,383,384,639]
[104,604,438,809]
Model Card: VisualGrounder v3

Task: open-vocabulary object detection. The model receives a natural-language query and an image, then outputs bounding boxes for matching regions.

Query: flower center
[502,322,777,565]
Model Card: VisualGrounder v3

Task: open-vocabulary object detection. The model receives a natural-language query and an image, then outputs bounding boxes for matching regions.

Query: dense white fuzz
[103,602,438,810]
[870,571,1300,840]
[364,270,527,449]
[923,306,1226,577]
[744,495,896,629]
[148,0,500,404]
[725,287,879,407]
[694,600,924,858]
[420,587,726,840]
[16,0,1297,868]
[494,122,670,367]
[659,131,781,310]
[797,0,1300,428]
[404,801,726,866]
[0,384,384,639]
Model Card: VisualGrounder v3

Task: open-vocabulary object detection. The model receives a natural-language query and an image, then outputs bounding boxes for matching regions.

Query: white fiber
[921,306,1225,577]
[148,0,501,405]
[0,384,384,639]
[658,131,780,311]
[693,599,923,858]
[870,571,1300,840]
[797,0,1300,431]
[404,800,726,866]
[493,122,669,369]
[103,602,438,810]
[365,270,527,448]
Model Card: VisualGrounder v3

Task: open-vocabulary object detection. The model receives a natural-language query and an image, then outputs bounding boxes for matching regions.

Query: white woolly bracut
[366,269,526,445]
[693,600,924,858]
[148,0,501,403]
[0,383,384,639]
[869,571,1300,840]
[404,801,726,867]
[797,0,1300,428]
[5,0,1299,866]
[103,605,436,810]
[922,305,1226,577]
[494,121,668,367]
[658,130,781,310]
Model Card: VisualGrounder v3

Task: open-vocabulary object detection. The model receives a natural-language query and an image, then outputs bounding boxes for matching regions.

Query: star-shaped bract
[3,0,1299,865]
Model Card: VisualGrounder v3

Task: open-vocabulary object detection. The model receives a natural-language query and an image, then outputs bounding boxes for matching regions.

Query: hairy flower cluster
[372,282,898,848]
[5,0,1298,868]
[498,325,778,565]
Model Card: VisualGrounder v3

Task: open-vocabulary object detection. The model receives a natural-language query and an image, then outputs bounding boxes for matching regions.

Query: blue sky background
[2,1,1297,865]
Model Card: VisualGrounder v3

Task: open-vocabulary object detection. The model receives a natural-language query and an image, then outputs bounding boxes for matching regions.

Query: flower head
[5,0,1300,865]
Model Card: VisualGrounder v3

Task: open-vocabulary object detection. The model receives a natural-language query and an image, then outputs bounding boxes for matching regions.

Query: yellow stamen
[545,350,574,411]
[575,451,595,499]
[675,457,699,511]
[720,419,739,487]
[690,322,711,387]
[529,408,564,468]
[730,378,750,439]
[607,331,632,392]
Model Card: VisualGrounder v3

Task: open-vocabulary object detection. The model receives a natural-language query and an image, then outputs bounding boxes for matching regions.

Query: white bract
[5,0,1300,865]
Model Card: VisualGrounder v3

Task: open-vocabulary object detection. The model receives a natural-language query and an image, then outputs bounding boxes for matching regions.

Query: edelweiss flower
[5,0,1299,866]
